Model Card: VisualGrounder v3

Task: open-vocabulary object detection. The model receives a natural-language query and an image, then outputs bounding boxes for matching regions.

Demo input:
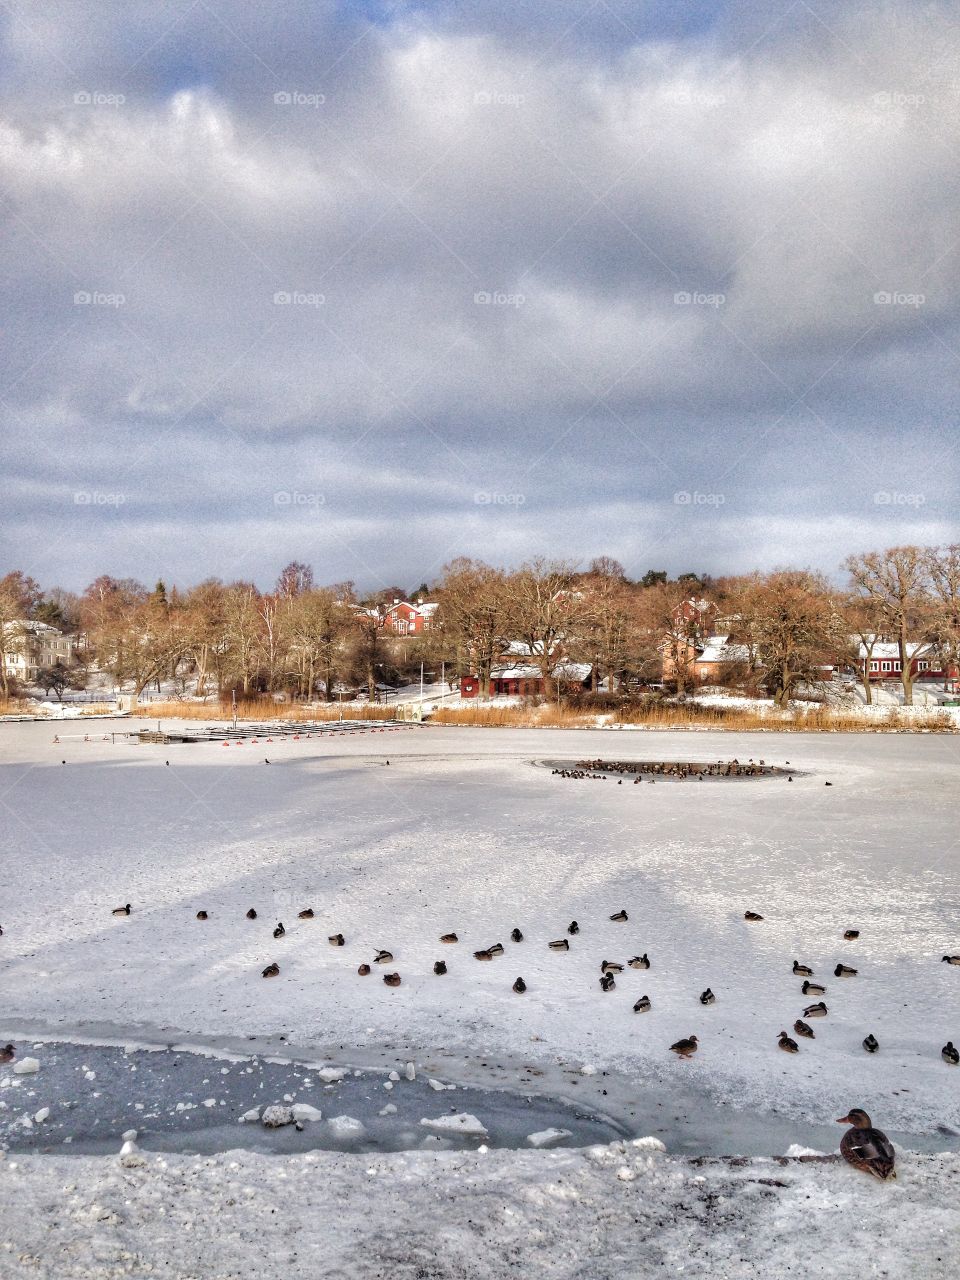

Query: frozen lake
[1,719,958,1151]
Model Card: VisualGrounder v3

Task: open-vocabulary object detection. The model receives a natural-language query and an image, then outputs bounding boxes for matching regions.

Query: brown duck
[837,1109,896,1180]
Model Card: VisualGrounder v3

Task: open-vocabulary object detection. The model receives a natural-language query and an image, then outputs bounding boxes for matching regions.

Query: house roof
[696,635,751,665]
[855,638,932,660]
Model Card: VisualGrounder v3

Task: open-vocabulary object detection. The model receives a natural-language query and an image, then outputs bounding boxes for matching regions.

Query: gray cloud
[0,0,958,590]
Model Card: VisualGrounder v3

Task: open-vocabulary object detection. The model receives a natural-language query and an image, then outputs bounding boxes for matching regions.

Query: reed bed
[130,699,399,722]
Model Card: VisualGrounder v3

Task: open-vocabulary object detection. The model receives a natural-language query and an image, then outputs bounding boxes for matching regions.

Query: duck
[112,904,131,917]
[836,1110,896,1180]
[743,911,763,922]
[474,949,494,961]
[803,1001,828,1018]
[834,964,858,978]
[510,929,523,943]
[941,955,960,965]
[246,908,258,920]
[298,908,315,920]
[567,921,580,935]
[792,961,813,977]
[610,910,629,923]
[549,939,570,952]
[629,954,650,970]
[802,980,826,996]
[358,963,371,976]
[329,933,345,947]
[0,1044,14,1064]
[699,988,716,1005]
[513,977,526,994]
[863,1034,879,1053]
[383,972,402,987]
[196,910,208,921]
[600,972,616,992]
[793,1019,815,1039]
[488,943,505,957]
[633,995,651,1013]
[273,922,285,939]
[601,961,624,974]
[440,933,458,944]
[374,949,393,964]
[433,960,447,975]
[669,1035,698,1059]
[843,929,860,940]
[261,963,280,978]
[943,1041,959,1065]
[778,1030,799,1053]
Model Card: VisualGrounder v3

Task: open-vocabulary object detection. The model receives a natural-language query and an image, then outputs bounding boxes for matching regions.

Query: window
[881,661,892,672]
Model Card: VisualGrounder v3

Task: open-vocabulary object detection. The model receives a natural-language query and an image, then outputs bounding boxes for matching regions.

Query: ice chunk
[33,1108,50,1123]
[317,1068,346,1084]
[13,1058,40,1075]
[420,1113,489,1137]
[327,1115,367,1142]
[122,1129,138,1142]
[291,1103,323,1123]
[784,1144,826,1158]
[526,1127,572,1149]
[240,1108,261,1124]
[405,1062,416,1081]
[261,1105,294,1128]
[379,1103,398,1116]
[631,1136,667,1153]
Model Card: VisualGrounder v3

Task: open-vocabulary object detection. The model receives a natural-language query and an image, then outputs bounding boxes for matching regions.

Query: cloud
[0,1,958,588]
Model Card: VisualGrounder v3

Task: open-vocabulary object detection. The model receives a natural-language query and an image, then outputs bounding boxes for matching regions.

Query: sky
[1,0,958,595]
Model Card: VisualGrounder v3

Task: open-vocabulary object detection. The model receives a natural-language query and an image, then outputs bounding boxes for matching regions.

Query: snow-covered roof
[500,639,552,658]
[417,602,439,617]
[490,660,592,681]
[2,620,64,637]
[855,638,932,660]
[696,635,751,665]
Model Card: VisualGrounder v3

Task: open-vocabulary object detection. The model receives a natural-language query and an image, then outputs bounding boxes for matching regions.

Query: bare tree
[0,571,42,699]
[844,547,934,706]
[739,571,843,707]
[924,544,960,690]
[502,558,580,699]
[435,558,509,699]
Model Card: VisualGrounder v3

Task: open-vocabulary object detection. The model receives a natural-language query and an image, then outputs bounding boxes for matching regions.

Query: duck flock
[553,758,789,783]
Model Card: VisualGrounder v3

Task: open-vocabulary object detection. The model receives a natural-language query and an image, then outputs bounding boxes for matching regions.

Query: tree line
[0,545,958,706]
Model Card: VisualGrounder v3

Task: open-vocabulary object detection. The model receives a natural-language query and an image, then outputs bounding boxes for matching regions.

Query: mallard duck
[699,988,716,1005]
[440,933,458,944]
[246,908,258,920]
[610,910,629,923]
[488,943,505,956]
[196,910,208,920]
[633,995,651,1013]
[793,1019,815,1039]
[261,962,280,978]
[112,904,131,917]
[837,1110,896,1180]
[549,939,570,951]
[433,960,447,975]
[802,980,826,996]
[601,961,624,974]
[329,933,345,947]
[941,955,960,965]
[510,928,523,943]
[513,977,526,994]
[298,908,315,919]
[358,963,371,975]
[273,922,285,939]
[0,1044,14,1064]
[943,1041,959,1065]
[567,921,580,935]
[669,1035,698,1058]
[474,949,493,961]
[778,1030,799,1053]
[600,972,616,992]
[383,972,401,987]
[792,961,813,977]
[834,964,857,978]
[743,911,763,922]
[629,954,650,970]
[863,1034,879,1053]
[374,949,393,964]
[803,1001,828,1017]
[843,929,860,940]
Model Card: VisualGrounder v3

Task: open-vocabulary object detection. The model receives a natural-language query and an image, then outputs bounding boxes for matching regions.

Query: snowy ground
[0,720,958,1276]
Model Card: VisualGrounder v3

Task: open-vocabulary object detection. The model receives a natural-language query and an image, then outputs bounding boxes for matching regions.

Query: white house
[2,621,76,683]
